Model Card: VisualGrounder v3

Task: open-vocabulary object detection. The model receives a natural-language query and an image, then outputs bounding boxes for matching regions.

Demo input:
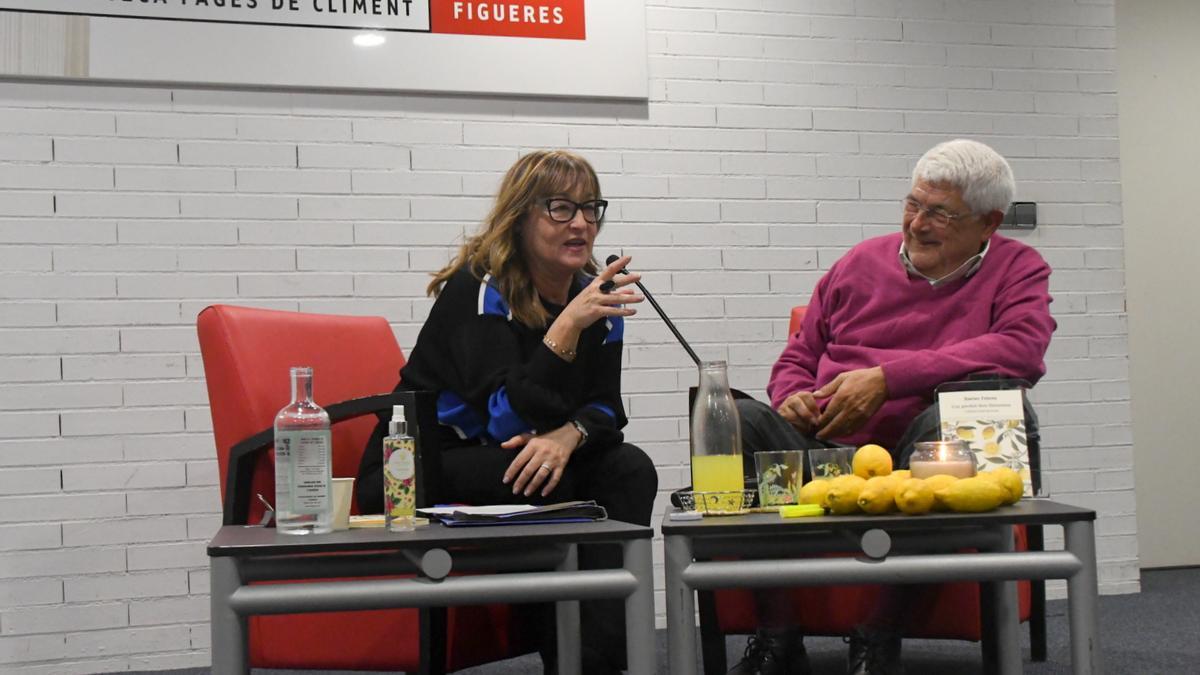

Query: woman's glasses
[544,198,608,224]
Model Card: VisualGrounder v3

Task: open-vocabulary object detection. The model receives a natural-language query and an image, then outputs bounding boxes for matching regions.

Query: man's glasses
[902,197,971,228]
[544,198,608,224]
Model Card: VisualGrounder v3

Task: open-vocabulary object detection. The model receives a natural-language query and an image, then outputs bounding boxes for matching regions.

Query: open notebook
[418,500,608,527]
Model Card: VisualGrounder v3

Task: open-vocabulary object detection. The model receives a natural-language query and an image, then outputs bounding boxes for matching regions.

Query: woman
[357,150,658,674]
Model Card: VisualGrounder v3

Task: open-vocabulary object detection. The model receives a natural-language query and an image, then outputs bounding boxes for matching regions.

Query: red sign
[431,0,586,40]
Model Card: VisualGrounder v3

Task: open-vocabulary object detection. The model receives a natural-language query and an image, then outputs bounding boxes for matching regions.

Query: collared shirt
[899,239,991,287]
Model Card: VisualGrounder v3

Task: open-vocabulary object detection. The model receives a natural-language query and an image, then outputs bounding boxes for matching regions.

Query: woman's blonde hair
[428,150,603,327]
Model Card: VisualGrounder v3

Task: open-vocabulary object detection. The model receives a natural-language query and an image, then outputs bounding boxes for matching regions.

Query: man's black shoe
[845,626,904,675]
[727,627,813,675]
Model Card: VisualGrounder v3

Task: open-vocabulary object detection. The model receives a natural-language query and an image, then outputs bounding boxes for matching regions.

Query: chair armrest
[223,390,442,525]
[940,373,1032,390]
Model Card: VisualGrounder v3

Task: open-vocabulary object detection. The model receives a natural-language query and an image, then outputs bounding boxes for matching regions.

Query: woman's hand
[559,255,644,333]
[500,423,583,497]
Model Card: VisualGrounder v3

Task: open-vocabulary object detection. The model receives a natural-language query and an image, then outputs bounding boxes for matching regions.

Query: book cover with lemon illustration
[937,388,1033,496]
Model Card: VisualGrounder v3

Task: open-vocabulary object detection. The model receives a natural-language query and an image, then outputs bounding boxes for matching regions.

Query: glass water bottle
[690,361,744,511]
[273,366,333,534]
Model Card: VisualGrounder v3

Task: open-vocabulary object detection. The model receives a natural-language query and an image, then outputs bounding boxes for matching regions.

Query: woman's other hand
[561,254,644,332]
[500,423,584,497]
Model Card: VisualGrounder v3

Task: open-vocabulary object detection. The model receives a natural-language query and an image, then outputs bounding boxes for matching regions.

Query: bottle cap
[388,405,406,435]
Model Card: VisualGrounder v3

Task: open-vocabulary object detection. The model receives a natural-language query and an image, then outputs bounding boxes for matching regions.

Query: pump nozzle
[389,404,406,435]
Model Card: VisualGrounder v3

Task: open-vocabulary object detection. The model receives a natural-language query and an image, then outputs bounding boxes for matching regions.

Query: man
[730,139,1055,675]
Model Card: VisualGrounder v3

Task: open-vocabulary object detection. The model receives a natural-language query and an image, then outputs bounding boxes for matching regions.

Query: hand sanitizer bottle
[273,366,332,534]
[383,404,417,532]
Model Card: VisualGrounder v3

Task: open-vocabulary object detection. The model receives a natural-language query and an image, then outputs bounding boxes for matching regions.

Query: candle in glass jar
[908,441,976,479]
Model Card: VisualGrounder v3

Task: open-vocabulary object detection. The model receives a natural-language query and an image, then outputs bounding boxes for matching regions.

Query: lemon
[798,479,832,507]
[922,474,960,511]
[980,467,1024,505]
[890,469,912,481]
[852,444,893,479]
[894,478,935,515]
[857,475,897,514]
[922,473,959,492]
[956,426,975,440]
[935,476,1008,513]
[824,474,866,515]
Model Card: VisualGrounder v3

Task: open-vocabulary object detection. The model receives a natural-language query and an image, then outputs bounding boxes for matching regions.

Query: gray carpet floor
[154,567,1196,674]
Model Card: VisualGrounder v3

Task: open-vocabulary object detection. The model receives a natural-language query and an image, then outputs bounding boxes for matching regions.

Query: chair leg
[1029,579,1048,662]
[1028,525,1048,662]
[418,606,448,675]
[979,583,998,675]
[698,590,728,675]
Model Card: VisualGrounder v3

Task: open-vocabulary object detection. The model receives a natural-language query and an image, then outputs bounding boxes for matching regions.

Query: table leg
[209,556,248,675]
[1065,520,1101,675]
[665,533,697,675]
[990,524,1022,675]
[556,543,581,675]
[623,538,656,675]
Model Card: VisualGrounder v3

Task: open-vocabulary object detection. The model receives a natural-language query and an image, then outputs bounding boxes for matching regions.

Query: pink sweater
[768,232,1056,449]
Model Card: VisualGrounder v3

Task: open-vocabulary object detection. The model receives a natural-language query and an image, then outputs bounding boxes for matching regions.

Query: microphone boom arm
[607,255,701,366]
[636,279,702,366]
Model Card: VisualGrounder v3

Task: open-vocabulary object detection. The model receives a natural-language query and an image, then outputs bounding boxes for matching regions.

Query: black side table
[208,519,655,675]
[662,499,1100,675]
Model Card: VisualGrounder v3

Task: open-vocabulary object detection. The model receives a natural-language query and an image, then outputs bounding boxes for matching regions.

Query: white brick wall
[0,0,1134,670]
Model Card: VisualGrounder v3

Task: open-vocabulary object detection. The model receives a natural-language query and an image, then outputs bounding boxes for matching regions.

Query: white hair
[912,139,1015,215]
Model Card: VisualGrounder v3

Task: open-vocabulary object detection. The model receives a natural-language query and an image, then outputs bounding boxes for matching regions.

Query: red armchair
[789,304,807,336]
[695,305,1046,673]
[197,304,534,672]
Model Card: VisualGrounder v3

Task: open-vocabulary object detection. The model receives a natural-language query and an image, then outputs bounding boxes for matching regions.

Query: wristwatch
[570,419,589,449]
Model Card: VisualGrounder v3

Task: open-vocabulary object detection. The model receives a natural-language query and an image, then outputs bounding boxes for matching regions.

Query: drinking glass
[808,446,854,480]
[754,450,804,506]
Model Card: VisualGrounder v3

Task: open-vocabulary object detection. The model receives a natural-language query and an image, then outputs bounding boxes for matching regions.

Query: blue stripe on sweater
[478,275,511,319]
[586,402,616,420]
[486,386,533,441]
[603,316,624,344]
[436,390,486,440]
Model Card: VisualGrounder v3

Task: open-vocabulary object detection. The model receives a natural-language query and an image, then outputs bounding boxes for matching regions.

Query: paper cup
[331,477,355,531]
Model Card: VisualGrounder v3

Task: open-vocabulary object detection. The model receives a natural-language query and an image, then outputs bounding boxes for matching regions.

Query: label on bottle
[274,434,292,515]
[383,436,416,520]
[276,430,331,515]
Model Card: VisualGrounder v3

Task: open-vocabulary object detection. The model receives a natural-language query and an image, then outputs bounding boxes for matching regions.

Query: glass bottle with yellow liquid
[690,361,745,513]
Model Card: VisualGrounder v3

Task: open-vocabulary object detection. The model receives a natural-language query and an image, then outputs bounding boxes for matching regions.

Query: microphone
[606,254,701,366]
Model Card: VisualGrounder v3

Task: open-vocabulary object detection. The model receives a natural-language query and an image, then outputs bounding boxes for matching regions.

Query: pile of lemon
[797,444,1023,516]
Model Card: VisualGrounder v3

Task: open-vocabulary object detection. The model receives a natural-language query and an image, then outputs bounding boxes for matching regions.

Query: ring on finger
[598,280,615,294]
[538,463,552,472]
